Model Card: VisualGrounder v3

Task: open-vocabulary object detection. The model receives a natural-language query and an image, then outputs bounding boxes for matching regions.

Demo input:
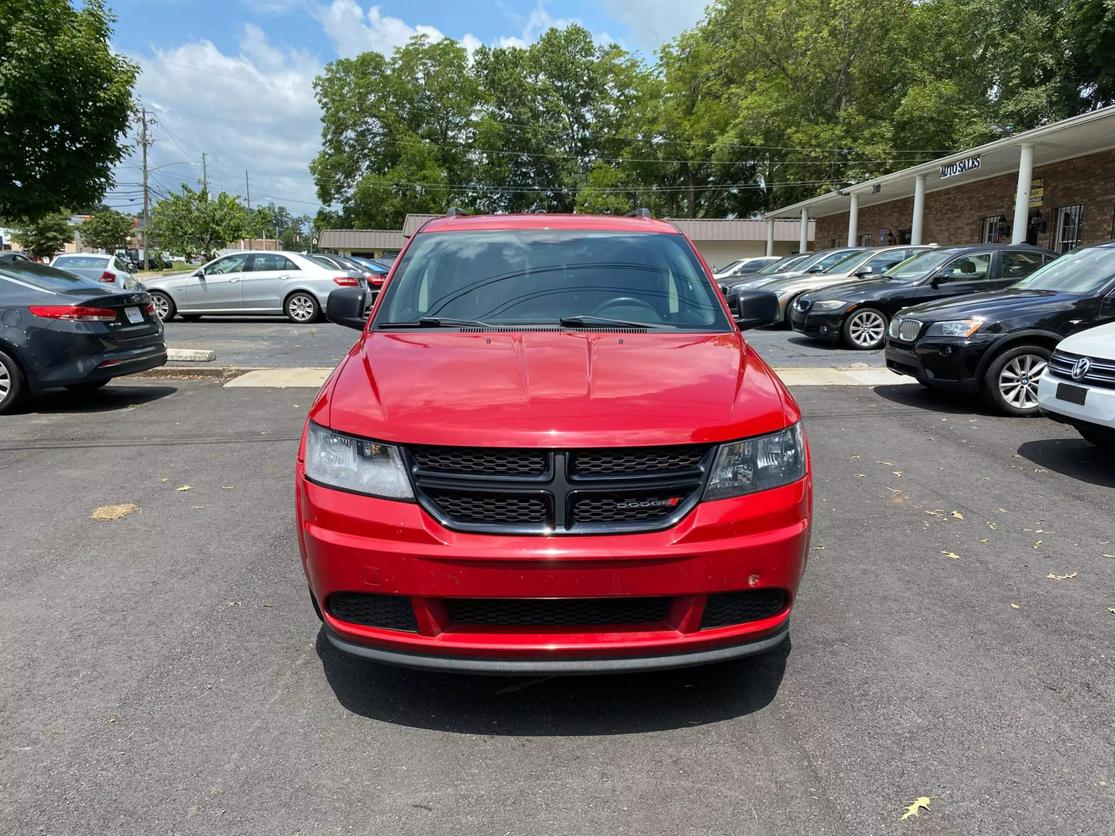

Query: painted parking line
[223,366,906,389]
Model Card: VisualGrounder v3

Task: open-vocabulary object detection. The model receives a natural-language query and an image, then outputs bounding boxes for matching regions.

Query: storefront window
[980,215,1008,243]
[1052,205,1084,253]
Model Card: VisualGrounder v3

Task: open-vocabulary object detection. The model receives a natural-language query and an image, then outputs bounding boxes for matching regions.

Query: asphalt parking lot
[2,352,1112,833]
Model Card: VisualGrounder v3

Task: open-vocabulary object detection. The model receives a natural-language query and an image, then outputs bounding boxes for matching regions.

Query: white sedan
[1037,322,1115,449]
[50,253,139,291]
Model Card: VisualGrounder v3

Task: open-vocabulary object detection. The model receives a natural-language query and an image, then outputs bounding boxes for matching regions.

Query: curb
[136,366,254,381]
[167,348,216,362]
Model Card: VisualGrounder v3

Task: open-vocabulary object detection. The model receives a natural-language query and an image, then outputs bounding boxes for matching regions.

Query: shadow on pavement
[1016,437,1115,488]
[871,383,987,415]
[24,383,177,414]
[315,630,789,735]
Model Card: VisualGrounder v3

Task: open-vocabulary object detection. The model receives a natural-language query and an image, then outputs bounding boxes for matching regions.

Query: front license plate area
[1056,382,1088,405]
[125,306,144,324]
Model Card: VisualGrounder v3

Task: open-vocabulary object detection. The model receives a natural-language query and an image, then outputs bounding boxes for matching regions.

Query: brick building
[764,105,1115,256]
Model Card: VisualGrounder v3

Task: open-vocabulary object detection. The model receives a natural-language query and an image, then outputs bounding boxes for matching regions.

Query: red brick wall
[814,148,1115,249]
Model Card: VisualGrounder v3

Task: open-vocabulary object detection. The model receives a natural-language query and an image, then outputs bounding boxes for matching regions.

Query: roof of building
[767,104,1115,220]
[317,228,407,250]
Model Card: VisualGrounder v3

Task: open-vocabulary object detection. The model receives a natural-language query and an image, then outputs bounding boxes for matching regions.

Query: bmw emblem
[1071,357,1091,380]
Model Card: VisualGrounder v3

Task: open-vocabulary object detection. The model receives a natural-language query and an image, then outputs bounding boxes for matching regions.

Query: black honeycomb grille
[445,596,671,627]
[699,590,787,630]
[328,593,418,632]
[572,490,694,524]
[571,445,709,476]
[410,445,548,476]
[426,489,550,525]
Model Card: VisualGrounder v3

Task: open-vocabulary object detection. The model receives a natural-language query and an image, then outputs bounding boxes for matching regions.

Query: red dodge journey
[296,211,812,673]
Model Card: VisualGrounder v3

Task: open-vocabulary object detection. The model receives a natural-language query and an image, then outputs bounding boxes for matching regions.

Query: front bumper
[884,336,991,391]
[790,308,843,339]
[297,468,811,672]
[1037,371,1115,429]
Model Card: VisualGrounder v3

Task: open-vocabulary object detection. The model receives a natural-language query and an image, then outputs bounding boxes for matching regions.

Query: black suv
[791,244,1057,349]
[884,242,1115,415]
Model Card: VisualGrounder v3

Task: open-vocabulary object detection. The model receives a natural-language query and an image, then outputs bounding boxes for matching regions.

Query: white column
[765,219,774,256]
[799,208,809,253]
[1011,143,1035,244]
[911,174,926,246]
[847,193,859,246]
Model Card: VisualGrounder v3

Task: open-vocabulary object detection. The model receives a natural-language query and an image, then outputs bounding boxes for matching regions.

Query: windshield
[759,254,808,274]
[376,230,732,331]
[1011,247,1115,293]
[53,255,108,268]
[798,249,860,273]
[0,261,103,291]
[309,255,338,270]
[883,249,954,282]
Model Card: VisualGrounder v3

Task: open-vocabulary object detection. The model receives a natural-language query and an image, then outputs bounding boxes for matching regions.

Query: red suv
[296,212,812,673]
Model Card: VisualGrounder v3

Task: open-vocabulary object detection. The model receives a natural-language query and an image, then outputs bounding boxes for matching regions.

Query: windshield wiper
[558,315,669,329]
[379,316,493,328]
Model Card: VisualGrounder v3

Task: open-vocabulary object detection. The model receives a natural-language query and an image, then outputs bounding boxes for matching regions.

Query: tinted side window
[208,254,249,274]
[944,253,991,281]
[1001,251,1044,279]
[249,254,296,272]
[866,251,908,272]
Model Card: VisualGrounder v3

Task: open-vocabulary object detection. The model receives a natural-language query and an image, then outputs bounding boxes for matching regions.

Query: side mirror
[734,290,779,330]
[854,266,875,277]
[326,287,369,330]
[193,268,206,278]
[929,270,951,288]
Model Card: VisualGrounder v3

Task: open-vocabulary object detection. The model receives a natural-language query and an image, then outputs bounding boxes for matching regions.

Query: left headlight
[810,300,846,311]
[704,423,806,501]
[304,423,414,500]
[925,319,983,337]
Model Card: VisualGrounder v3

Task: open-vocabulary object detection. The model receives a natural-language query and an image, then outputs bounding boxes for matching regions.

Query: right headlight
[810,300,846,311]
[925,318,983,338]
[704,423,806,500]
[304,423,414,500]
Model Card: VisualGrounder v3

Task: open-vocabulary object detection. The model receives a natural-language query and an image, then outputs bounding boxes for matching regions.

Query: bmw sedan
[142,250,363,323]
[0,260,166,413]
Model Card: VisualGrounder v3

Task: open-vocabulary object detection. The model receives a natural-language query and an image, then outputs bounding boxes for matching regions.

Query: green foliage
[1062,0,1115,107]
[251,203,311,249]
[80,209,134,252]
[148,187,253,260]
[0,0,138,220]
[11,211,74,258]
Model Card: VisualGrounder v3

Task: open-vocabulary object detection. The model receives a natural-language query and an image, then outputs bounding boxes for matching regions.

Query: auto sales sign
[939,155,981,180]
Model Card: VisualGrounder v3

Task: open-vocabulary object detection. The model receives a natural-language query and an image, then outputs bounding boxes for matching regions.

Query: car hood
[725,270,805,289]
[1056,322,1115,358]
[897,288,1073,322]
[763,272,867,295]
[321,331,794,447]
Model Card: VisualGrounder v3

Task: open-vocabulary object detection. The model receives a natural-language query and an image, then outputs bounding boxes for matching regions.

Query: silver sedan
[142,251,363,324]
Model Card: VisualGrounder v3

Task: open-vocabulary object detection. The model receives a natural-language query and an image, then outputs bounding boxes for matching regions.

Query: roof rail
[624,208,652,218]
[445,207,470,218]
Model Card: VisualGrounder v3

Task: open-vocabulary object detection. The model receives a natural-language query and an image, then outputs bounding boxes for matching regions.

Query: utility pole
[137,104,156,272]
[201,153,209,197]
[244,170,251,210]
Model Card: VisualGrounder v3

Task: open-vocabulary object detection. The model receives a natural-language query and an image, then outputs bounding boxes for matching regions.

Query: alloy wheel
[0,362,10,401]
[848,310,886,348]
[998,353,1047,411]
[288,294,316,322]
[151,294,170,321]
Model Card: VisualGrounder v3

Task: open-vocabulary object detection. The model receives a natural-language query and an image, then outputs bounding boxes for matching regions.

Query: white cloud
[602,0,706,49]
[314,1,447,57]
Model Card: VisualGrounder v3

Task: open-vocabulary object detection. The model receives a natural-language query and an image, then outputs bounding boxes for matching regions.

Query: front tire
[982,345,1050,416]
[0,349,27,414]
[285,291,320,323]
[841,307,888,350]
[150,291,175,322]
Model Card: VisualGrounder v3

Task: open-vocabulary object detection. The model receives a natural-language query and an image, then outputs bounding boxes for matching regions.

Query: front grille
[572,490,695,523]
[328,592,418,632]
[445,596,671,627]
[410,445,548,476]
[571,445,708,477]
[1049,349,1115,389]
[700,590,787,629]
[409,444,711,535]
[425,489,550,525]
[890,317,922,343]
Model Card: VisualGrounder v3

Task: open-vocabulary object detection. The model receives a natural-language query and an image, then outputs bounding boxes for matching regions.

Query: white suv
[1037,322,1115,449]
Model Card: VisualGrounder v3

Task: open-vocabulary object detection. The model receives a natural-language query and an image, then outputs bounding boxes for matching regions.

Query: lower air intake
[328,592,418,632]
[445,596,672,627]
[699,590,787,629]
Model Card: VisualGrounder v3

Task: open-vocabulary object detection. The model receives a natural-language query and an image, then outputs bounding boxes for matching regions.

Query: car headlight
[810,300,846,311]
[925,319,983,338]
[304,423,414,500]
[704,423,806,501]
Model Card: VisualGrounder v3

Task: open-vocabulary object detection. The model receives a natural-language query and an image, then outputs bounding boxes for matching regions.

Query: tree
[11,211,73,259]
[252,204,312,249]
[80,209,134,252]
[1062,0,1115,108]
[147,187,253,260]
[0,0,138,221]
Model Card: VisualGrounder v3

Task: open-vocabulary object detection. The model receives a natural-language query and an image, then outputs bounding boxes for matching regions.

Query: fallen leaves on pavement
[90,503,139,522]
[1010,603,1021,609]
[176,485,191,492]
[900,797,932,820]
[951,511,965,520]
[1047,571,1078,581]
[941,551,961,560]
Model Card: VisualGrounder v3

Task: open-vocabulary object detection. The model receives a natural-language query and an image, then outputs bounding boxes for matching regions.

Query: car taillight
[144,302,155,316]
[370,276,386,286]
[29,305,118,322]
[333,276,359,286]
[99,271,116,283]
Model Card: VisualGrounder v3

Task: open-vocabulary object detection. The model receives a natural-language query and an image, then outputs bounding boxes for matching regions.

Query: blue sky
[104,1,708,217]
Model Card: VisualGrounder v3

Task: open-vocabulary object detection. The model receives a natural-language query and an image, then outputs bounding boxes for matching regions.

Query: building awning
[667,217,812,241]
[766,104,1115,219]
[317,228,407,250]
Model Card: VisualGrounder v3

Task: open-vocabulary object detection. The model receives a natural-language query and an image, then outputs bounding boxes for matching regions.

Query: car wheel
[982,345,1050,416]
[0,349,27,414]
[1077,424,1115,450]
[65,380,110,393]
[285,291,320,323]
[783,297,798,329]
[150,291,175,322]
[841,307,888,350]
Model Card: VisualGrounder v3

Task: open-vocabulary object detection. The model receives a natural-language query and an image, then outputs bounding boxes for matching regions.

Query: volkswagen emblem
[1071,357,1091,380]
